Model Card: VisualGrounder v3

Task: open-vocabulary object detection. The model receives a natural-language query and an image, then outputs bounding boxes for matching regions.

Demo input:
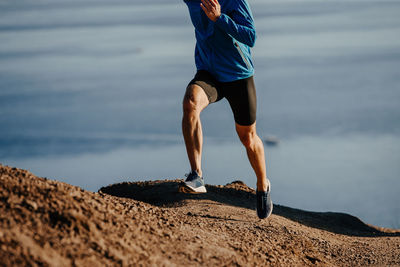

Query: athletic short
[188,70,257,126]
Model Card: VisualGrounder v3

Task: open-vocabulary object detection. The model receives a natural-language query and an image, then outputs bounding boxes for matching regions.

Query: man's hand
[200,0,221,22]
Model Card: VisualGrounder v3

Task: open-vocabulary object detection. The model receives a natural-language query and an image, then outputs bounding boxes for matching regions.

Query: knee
[182,85,204,115]
[238,131,256,148]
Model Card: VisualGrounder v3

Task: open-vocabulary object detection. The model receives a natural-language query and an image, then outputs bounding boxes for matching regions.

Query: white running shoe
[178,171,207,194]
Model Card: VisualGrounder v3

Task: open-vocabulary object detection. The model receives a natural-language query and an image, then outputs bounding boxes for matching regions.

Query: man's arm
[200,0,256,47]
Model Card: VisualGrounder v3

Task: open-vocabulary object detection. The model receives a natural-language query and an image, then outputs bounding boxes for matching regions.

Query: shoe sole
[178,183,207,194]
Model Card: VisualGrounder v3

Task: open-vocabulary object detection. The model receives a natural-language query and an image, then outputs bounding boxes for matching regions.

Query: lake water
[1,0,399,228]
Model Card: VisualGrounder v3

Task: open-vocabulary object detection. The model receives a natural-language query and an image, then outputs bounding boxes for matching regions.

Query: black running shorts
[188,70,257,126]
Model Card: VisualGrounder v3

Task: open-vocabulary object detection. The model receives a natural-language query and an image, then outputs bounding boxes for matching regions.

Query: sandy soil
[1,164,399,266]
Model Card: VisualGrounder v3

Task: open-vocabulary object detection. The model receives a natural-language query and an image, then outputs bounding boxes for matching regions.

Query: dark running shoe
[256,181,273,219]
[178,171,207,194]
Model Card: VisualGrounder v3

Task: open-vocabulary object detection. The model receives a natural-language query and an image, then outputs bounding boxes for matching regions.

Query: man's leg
[182,84,210,177]
[235,122,269,192]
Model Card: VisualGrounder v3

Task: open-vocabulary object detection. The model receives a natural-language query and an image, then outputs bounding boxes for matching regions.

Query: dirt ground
[1,164,399,266]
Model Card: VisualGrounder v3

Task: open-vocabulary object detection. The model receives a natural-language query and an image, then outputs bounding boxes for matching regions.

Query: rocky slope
[1,164,399,266]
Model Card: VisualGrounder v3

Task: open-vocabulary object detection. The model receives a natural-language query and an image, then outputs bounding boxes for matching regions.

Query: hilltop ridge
[1,164,399,266]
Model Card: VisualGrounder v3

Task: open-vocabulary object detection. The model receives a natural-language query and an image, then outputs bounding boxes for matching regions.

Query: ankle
[257,178,270,192]
[192,169,202,177]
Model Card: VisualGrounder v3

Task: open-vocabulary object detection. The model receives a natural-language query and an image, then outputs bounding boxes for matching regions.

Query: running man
[179,0,272,219]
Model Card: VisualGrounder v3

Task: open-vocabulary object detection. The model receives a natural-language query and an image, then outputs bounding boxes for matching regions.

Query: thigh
[188,70,224,103]
[223,76,257,126]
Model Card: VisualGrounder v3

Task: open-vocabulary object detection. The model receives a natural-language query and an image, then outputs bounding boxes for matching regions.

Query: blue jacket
[184,0,256,82]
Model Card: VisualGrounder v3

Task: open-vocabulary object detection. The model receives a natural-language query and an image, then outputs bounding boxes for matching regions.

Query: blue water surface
[1,0,399,228]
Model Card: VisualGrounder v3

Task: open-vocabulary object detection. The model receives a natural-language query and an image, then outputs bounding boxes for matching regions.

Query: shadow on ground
[99,179,400,237]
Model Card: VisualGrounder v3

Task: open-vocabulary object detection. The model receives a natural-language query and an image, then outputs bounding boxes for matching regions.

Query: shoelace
[260,194,265,210]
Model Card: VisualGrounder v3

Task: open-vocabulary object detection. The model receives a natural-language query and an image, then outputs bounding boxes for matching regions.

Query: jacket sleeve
[214,0,256,47]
